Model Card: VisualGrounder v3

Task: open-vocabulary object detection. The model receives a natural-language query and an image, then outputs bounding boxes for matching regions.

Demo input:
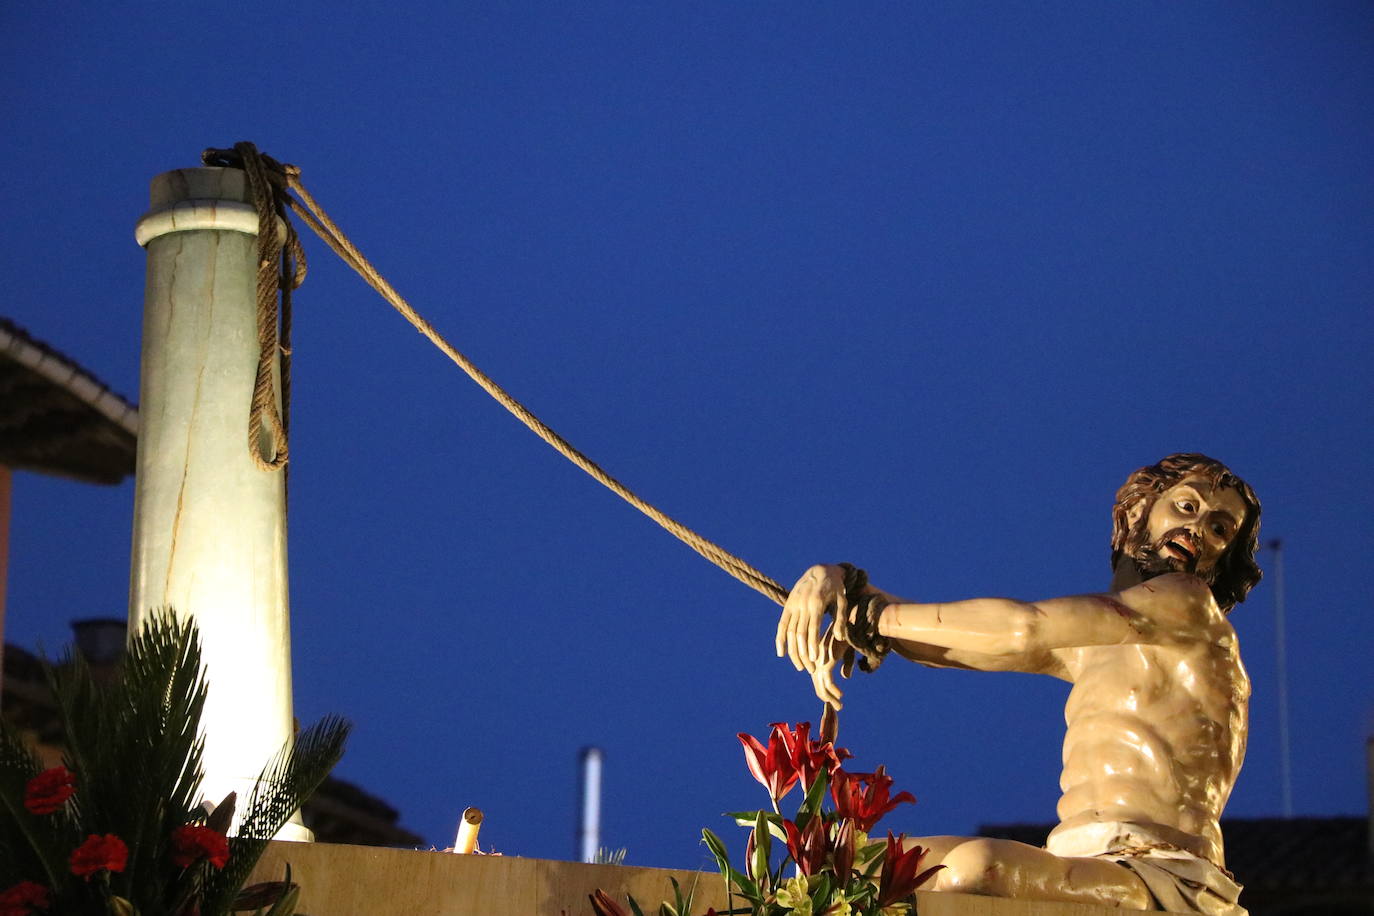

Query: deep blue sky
[3,2,1371,871]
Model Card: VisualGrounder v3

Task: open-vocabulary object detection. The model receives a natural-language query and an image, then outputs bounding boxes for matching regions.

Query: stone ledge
[249,841,1162,915]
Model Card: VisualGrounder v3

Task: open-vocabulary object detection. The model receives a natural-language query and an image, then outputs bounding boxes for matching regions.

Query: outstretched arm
[878,591,1154,661]
[778,565,1197,706]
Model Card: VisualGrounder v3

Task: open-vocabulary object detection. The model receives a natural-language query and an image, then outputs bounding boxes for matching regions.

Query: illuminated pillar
[131,167,308,840]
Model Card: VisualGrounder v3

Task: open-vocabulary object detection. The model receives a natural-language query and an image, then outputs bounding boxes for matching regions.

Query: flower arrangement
[0,611,349,916]
[588,722,940,916]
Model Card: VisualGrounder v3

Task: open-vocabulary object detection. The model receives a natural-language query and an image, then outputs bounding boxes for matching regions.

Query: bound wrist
[833,563,891,672]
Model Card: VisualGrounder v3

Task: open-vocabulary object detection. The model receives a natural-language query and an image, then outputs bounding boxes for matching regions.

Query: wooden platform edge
[248,840,1164,916]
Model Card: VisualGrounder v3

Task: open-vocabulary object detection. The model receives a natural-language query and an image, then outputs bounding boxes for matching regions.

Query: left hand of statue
[809,632,845,708]
[778,564,849,706]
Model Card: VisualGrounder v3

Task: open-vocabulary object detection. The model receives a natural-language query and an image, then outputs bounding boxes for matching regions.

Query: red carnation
[23,767,75,815]
[69,834,128,880]
[0,880,50,916]
[170,824,230,869]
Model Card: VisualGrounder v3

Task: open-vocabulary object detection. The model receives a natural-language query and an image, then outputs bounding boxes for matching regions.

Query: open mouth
[1161,535,1197,564]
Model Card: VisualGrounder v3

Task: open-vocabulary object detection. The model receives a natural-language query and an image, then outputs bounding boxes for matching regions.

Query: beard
[1123,522,1218,586]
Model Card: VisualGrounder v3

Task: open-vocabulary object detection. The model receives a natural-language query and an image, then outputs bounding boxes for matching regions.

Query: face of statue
[1130,477,1249,581]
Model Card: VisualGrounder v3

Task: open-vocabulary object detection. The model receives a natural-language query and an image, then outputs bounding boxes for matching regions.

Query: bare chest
[1064,641,1249,770]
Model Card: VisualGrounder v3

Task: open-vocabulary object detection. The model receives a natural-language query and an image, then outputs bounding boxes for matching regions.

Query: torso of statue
[1050,574,1250,867]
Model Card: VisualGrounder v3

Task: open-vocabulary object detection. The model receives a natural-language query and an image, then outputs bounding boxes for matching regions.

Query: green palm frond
[48,609,208,908]
[0,720,69,889]
[2,610,344,916]
[592,846,629,866]
[201,715,349,913]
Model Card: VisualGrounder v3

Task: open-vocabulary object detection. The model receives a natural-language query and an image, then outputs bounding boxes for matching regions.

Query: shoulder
[1116,573,1223,629]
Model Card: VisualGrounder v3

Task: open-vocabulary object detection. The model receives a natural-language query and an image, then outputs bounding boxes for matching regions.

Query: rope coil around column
[202,143,306,473]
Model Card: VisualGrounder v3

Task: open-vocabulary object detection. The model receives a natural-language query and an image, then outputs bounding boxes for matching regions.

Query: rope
[203,144,846,740]
[202,143,306,472]
[284,168,789,605]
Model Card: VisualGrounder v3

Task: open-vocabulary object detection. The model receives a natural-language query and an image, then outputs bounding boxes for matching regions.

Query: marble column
[131,167,308,840]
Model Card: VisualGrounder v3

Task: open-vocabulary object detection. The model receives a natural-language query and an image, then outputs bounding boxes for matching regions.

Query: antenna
[578,747,604,863]
[1268,539,1293,817]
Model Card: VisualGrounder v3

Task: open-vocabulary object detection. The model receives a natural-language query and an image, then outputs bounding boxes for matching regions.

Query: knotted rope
[203,143,850,740]
[203,143,306,472]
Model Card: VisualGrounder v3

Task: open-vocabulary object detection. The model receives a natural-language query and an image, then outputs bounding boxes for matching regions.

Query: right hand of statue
[777,564,849,674]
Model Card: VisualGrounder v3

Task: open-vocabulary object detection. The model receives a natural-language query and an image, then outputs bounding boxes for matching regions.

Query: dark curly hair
[1110,453,1262,612]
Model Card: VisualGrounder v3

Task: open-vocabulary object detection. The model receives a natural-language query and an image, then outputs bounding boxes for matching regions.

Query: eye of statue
[1177,499,1196,514]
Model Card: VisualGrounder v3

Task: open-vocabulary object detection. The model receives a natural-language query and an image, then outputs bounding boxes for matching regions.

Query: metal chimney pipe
[578,746,603,863]
[71,618,128,667]
[1269,539,1293,818]
[72,618,128,685]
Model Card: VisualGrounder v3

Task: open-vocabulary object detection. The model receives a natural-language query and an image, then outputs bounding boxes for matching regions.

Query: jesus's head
[1111,454,1262,612]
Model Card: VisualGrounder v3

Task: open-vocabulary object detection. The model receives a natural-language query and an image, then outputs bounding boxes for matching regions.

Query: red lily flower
[782,816,829,877]
[831,817,856,881]
[771,722,852,792]
[588,889,630,916]
[829,765,915,832]
[877,833,943,907]
[738,727,799,803]
[23,767,75,815]
[0,880,50,916]
[170,825,230,869]
[232,881,295,911]
[744,826,763,884]
[69,834,128,880]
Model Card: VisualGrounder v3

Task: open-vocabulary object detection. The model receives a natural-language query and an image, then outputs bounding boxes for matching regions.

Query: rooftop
[0,316,138,483]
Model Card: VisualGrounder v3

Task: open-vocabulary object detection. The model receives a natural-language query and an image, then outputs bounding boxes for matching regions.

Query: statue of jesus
[777,453,1261,914]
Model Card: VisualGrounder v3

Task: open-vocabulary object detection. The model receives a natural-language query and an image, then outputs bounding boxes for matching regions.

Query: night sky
[3,3,1371,871]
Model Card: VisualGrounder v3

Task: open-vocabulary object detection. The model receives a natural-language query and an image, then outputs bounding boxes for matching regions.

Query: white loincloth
[1046,822,1245,916]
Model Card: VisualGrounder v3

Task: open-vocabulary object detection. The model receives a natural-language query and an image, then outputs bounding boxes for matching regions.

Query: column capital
[135,167,260,247]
